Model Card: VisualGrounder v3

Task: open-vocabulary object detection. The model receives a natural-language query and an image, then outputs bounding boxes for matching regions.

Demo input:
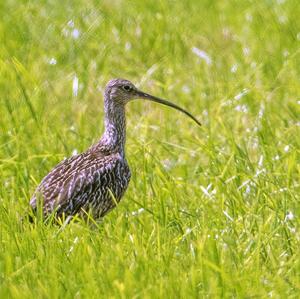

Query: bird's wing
[30,151,122,216]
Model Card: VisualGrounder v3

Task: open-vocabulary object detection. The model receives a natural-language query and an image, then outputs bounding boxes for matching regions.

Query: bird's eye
[122,85,132,91]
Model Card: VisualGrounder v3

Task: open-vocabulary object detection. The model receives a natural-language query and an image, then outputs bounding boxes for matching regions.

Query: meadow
[0,0,299,297]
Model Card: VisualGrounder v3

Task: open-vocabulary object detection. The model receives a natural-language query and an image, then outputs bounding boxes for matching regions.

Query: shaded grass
[0,0,299,298]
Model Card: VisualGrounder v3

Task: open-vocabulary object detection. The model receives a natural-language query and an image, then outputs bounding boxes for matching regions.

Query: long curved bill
[136,90,201,126]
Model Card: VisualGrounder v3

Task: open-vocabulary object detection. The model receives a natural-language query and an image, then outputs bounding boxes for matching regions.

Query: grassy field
[0,0,299,297]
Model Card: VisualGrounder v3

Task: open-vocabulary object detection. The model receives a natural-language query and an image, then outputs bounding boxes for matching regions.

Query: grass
[0,0,299,297]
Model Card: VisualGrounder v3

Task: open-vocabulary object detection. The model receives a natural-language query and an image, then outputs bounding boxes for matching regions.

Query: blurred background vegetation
[0,0,299,298]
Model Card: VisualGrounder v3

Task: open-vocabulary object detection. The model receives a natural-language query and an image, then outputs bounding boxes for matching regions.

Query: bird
[29,78,201,221]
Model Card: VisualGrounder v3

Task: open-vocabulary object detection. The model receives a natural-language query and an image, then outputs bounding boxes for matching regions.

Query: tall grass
[0,0,299,297]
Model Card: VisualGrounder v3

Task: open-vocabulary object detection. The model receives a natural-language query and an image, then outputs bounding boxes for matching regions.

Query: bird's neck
[100,102,126,155]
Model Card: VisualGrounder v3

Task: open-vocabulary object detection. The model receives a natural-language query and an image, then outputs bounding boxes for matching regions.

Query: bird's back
[30,146,131,220]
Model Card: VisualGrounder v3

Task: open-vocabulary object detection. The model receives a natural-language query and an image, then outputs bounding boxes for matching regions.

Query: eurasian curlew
[30,79,201,221]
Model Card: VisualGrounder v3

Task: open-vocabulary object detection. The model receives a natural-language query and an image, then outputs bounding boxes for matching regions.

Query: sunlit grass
[0,0,299,297]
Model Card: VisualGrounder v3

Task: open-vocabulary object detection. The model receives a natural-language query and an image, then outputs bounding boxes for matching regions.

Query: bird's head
[105,78,137,104]
[105,78,201,126]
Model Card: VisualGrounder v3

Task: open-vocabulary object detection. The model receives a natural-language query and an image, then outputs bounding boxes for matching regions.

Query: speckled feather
[30,79,133,220]
[30,149,131,219]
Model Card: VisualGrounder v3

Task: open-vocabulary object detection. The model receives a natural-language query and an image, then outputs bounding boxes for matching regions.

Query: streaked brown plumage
[30,79,201,221]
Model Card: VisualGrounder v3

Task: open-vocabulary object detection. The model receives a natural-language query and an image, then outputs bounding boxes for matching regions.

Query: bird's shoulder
[41,147,121,183]
[30,148,123,207]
